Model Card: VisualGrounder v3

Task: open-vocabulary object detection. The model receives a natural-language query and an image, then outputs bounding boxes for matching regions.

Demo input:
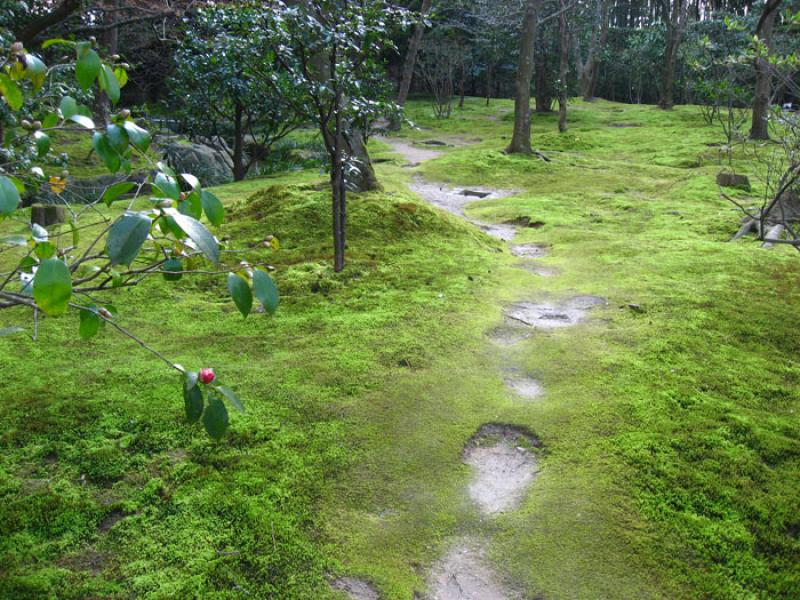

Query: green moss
[1,97,798,598]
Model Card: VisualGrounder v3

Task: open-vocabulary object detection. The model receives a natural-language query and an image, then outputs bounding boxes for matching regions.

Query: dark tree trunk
[486,63,493,106]
[750,0,782,140]
[459,59,466,109]
[658,0,688,109]
[396,0,433,108]
[558,0,570,133]
[576,0,609,101]
[94,0,120,125]
[534,40,551,113]
[15,0,80,46]
[233,101,246,181]
[507,0,540,155]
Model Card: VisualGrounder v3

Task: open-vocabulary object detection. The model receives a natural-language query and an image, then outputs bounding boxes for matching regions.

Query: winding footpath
[333,137,606,600]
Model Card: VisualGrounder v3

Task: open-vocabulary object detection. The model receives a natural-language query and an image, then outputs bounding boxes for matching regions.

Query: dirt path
[334,137,605,599]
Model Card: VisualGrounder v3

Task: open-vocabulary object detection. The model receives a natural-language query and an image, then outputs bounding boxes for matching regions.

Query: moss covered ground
[1,98,798,599]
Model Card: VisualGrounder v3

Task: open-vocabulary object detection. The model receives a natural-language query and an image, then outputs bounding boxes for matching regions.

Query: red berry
[199,368,215,384]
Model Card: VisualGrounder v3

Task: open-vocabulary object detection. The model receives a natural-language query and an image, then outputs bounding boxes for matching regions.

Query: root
[762,224,785,249]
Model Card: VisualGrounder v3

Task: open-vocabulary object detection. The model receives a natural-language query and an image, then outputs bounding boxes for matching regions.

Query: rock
[31,204,65,226]
[716,172,751,191]
[162,140,233,185]
[421,139,448,146]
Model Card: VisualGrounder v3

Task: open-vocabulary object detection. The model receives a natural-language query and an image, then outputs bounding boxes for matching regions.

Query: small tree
[417,35,460,119]
[0,38,279,439]
[170,5,306,181]
[263,1,408,272]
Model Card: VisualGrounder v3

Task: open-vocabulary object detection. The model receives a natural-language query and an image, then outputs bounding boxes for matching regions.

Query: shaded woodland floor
[1,98,798,599]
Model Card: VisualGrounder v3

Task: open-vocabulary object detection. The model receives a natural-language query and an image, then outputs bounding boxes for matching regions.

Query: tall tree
[574,0,610,101]
[507,0,540,154]
[749,0,782,140]
[397,0,434,108]
[658,0,689,109]
[557,0,571,132]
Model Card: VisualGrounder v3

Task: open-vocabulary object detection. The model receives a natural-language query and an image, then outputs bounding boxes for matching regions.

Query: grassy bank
[1,98,798,599]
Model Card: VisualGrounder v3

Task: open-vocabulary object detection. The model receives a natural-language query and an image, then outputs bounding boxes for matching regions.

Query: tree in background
[264,0,408,272]
[749,0,783,139]
[170,6,306,181]
[658,0,690,108]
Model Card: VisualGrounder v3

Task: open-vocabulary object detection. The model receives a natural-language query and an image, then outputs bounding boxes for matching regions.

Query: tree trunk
[332,80,346,272]
[750,0,782,140]
[486,62,493,106]
[94,0,120,125]
[558,0,570,133]
[535,40,551,113]
[507,0,540,155]
[459,59,466,109]
[658,0,688,110]
[576,0,609,101]
[15,0,80,46]
[396,0,433,108]
[344,129,379,192]
[233,101,246,181]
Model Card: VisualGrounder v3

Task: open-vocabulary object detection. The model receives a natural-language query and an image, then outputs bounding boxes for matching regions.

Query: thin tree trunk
[15,0,80,46]
[94,0,120,125]
[332,76,346,272]
[558,0,570,133]
[233,101,246,181]
[507,0,540,155]
[459,59,466,108]
[658,0,688,109]
[486,69,491,106]
[750,0,782,139]
[396,0,433,108]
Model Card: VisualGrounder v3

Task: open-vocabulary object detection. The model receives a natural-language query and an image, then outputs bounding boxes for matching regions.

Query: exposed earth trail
[333,137,606,599]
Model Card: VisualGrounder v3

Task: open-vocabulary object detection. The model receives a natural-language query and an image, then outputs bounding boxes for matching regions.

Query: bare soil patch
[463,424,540,515]
[331,577,380,600]
[504,296,606,330]
[425,538,521,600]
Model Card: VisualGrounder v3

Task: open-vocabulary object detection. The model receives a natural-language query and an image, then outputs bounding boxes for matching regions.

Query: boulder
[162,140,233,185]
[716,172,751,191]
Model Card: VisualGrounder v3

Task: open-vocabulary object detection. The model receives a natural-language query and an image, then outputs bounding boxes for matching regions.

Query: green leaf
[33,130,49,157]
[106,124,128,153]
[33,258,71,316]
[60,96,79,118]
[24,54,46,91]
[227,273,252,317]
[98,64,120,104]
[0,176,21,216]
[42,38,74,49]
[162,257,183,281]
[169,212,220,264]
[101,181,136,206]
[107,212,152,266]
[252,269,279,314]
[203,394,229,440]
[114,66,128,88]
[201,190,224,226]
[92,132,121,173]
[184,380,204,423]
[153,173,180,200]
[123,121,150,152]
[34,241,56,259]
[157,161,176,177]
[31,223,48,242]
[79,305,101,339]
[0,73,23,110]
[75,44,101,90]
[215,385,245,414]
[178,194,202,220]
[181,173,201,190]
[42,113,58,129]
[69,114,95,129]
